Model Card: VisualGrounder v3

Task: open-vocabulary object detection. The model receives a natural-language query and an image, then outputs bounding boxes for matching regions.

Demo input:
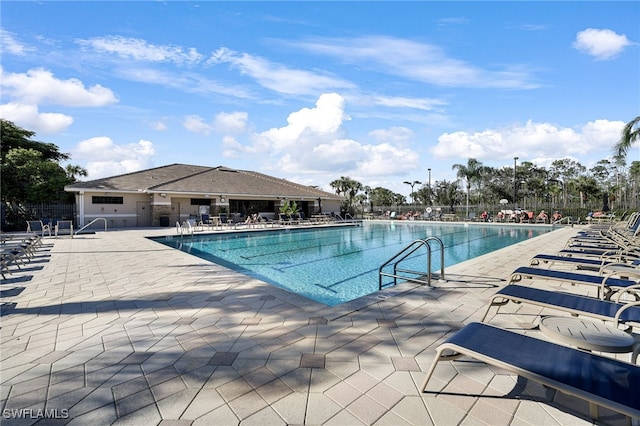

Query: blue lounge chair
[529,253,608,268]
[529,254,640,270]
[420,322,640,420]
[509,266,640,300]
[481,284,640,329]
[556,248,640,262]
[571,214,640,248]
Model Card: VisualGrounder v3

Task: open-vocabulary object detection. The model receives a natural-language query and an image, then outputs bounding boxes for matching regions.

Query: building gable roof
[65,164,342,200]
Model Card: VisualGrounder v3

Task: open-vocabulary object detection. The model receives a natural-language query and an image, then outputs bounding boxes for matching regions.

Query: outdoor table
[208,216,220,229]
[539,316,639,363]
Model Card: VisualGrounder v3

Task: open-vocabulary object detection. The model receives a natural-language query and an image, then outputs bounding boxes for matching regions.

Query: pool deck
[0,222,635,425]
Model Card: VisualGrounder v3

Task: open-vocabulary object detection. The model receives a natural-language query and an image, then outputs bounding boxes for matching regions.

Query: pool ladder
[378,236,445,289]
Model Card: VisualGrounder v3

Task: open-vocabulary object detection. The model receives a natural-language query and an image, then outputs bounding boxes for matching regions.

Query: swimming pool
[151,222,554,306]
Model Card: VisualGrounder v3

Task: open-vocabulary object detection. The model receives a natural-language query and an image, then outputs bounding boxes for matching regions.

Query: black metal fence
[364,204,632,224]
[2,203,76,232]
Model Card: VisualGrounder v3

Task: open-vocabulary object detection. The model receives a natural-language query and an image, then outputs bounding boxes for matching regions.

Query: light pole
[428,168,432,205]
[403,180,422,205]
[513,157,518,210]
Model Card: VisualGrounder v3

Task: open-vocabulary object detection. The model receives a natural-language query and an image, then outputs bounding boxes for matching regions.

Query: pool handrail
[76,217,107,234]
[379,236,445,289]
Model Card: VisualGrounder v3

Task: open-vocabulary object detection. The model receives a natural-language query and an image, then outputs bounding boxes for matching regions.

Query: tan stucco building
[64,164,343,229]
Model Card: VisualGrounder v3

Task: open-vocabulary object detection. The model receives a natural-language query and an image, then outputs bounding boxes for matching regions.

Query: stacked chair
[1,230,45,279]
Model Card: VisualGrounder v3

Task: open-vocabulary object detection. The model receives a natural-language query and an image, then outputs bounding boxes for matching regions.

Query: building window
[190,199,211,206]
[92,196,123,204]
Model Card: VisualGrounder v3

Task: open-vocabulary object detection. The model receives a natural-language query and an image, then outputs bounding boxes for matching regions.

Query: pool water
[151,222,553,306]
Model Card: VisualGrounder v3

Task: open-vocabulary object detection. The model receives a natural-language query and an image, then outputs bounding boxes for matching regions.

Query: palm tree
[403,180,422,205]
[65,164,88,181]
[614,115,640,159]
[330,176,363,214]
[452,158,483,219]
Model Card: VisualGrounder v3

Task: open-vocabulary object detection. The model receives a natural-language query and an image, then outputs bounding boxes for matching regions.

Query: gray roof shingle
[65,164,342,200]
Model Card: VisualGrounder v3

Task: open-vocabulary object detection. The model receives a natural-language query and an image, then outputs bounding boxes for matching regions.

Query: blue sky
[1,1,638,196]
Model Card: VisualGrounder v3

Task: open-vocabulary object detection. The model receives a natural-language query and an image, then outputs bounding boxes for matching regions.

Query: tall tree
[433,180,462,213]
[1,119,69,162]
[549,158,586,207]
[452,158,483,217]
[329,176,362,214]
[0,120,86,204]
[629,161,640,209]
[369,187,396,207]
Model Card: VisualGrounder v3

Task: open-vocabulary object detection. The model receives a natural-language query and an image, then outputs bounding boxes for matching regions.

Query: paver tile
[300,353,325,368]
[347,394,388,424]
[1,226,628,425]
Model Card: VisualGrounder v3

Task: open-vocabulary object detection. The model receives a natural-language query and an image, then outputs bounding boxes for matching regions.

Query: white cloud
[183,115,213,135]
[368,127,414,144]
[208,47,356,95]
[356,143,419,176]
[573,28,632,60]
[77,36,203,65]
[224,93,421,177]
[311,139,367,170]
[1,30,32,55]
[221,135,245,158]
[213,111,249,134]
[118,67,253,99]
[582,119,626,144]
[184,111,250,136]
[0,67,118,106]
[288,36,539,89]
[150,120,168,131]
[0,103,73,134]
[430,119,625,161]
[72,136,156,179]
[257,93,349,151]
[370,95,446,110]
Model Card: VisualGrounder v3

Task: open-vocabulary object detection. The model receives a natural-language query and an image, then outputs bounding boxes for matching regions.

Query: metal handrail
[552,216,574,225]
[75,217,107,234]
[378,237,445,289]
[176,220,194,237]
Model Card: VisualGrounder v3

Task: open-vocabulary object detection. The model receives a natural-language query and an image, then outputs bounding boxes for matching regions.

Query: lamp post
[513,157,518,210]
[428,168,432,205]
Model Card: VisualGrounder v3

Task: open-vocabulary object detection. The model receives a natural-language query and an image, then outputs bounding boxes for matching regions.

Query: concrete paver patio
[0,223,635,425]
